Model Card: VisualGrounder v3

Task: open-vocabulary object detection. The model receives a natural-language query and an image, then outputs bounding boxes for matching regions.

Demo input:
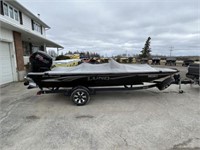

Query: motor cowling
[29,51,52,72]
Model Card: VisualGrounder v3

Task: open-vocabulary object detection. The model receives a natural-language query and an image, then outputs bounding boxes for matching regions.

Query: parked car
[186,63,200,85]
[151,57,161,65]
[165,57,176,66]
[140,58,149,64]
[182,60,194,66]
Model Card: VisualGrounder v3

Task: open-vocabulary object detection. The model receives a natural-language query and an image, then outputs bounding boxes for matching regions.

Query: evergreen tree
[128,57,133,63]
[68,51,72,54]
[140,37,151,58]
[86,51,90,58]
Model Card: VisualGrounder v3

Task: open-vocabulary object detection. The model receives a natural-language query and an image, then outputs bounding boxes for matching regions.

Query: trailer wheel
[179,90,184,93]
[70,88,90,106]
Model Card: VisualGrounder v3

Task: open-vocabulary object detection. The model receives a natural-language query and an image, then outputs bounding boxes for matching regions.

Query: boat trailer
[26,74,195,106]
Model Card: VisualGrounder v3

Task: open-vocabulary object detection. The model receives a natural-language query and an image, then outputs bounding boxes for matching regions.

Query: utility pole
[169,46,173,56]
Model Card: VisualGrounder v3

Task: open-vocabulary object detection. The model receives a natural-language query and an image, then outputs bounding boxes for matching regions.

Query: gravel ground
[0,65,200,150]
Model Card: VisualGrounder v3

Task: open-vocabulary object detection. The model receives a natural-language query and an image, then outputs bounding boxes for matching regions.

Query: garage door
[0,41,14,85]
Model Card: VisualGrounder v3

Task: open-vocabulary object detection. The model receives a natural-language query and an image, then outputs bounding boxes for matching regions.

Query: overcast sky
[18,0,199,56]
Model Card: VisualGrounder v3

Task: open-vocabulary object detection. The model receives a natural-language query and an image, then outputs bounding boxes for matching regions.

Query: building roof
[5,0,50,28]
[0,16,63,48]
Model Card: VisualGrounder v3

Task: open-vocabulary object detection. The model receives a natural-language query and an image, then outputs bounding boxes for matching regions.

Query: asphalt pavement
[0,65,200,150]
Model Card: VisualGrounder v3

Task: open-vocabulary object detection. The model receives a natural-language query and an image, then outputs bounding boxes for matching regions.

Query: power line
[169,46,173,56]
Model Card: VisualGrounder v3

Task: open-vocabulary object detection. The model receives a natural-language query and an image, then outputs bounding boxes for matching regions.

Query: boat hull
[27,71,177,89]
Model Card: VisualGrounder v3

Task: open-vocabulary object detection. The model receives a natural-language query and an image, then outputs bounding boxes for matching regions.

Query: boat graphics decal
[42,76,87,82]
[41,73,168,83]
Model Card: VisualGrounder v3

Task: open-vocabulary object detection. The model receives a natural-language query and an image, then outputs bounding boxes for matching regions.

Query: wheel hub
[74,92,86,103]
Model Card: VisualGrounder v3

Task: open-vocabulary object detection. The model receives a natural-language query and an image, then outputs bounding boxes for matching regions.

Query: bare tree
[47,49,57,57]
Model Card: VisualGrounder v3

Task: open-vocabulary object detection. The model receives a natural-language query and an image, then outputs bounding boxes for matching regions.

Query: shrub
[55,55,70,60]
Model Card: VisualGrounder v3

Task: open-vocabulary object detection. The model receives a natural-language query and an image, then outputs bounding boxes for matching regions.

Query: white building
[0,0,63,85]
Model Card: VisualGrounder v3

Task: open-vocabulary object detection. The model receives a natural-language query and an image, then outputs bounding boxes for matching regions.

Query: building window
[32,20,42,34]
[3,2,20,22]
[3,3,8,16]
[9,6,14,19]
[14,9,18,21]
[34,22,41,32]
[23,41,30,56]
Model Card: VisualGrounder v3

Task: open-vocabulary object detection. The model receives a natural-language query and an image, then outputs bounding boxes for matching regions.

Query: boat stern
[24,76,37,89]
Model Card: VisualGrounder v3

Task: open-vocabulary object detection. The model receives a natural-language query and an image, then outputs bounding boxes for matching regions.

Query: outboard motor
[29,51,52,72]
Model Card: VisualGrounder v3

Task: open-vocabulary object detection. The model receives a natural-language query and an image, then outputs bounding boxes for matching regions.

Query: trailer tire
[70,88,90,106]
[179,90,184,93]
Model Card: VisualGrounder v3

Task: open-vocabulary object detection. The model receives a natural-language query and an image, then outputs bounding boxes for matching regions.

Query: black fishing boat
[24,51,179,105]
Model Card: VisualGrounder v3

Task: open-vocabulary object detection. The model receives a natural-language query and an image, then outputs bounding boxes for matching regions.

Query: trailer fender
[156,77,174,91]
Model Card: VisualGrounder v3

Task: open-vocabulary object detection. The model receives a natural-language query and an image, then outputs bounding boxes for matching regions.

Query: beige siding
[2,1,47,38]
[21,13,32,30]
[0,28,13,42]
[22,13,46,37]
[42,26,46,37]
[2,14,20,26]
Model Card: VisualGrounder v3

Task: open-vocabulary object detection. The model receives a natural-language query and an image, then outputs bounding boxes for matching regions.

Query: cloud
[18,0,199,56]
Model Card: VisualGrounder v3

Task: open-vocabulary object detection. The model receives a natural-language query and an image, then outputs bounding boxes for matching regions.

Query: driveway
[0,66,200,150]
